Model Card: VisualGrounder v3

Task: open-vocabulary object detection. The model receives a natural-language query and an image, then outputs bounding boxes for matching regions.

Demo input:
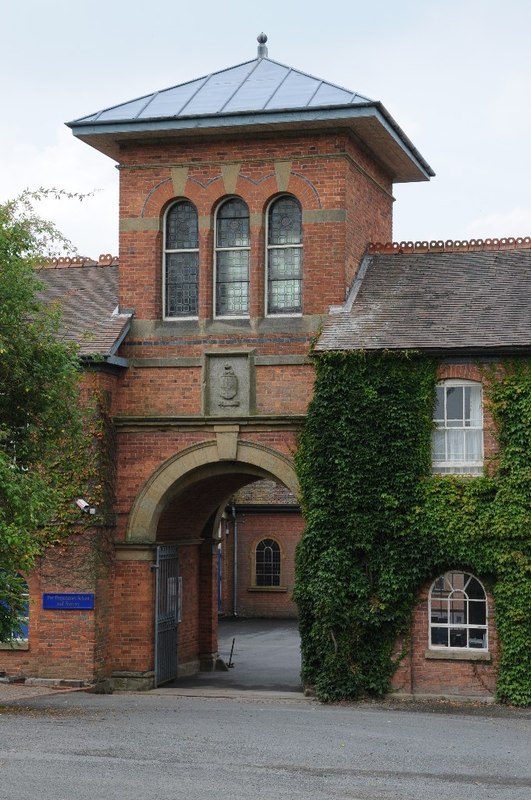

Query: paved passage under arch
[162,618,302,693]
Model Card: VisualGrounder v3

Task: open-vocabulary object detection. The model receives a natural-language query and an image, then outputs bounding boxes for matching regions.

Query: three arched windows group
[164,196,302,319]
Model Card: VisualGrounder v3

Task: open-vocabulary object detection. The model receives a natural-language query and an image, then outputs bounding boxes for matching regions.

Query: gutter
[68,103,434,182]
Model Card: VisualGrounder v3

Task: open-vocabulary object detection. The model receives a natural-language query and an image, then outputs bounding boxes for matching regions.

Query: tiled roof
[316,240,531,353]
[233,480,298,506]
[36,257,131,359]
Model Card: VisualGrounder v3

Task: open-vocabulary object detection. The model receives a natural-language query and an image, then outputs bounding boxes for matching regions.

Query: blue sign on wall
[42,593,95,610]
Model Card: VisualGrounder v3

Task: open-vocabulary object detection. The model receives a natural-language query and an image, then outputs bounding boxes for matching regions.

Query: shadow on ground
[165,618,302,692]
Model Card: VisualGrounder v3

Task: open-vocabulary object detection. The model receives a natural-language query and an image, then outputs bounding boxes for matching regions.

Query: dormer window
[164,201,199,319]
[266,196,302,315]
[215,198,250,317]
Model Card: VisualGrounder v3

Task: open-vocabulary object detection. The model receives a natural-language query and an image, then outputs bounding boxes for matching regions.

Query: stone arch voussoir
[126,440,299,542]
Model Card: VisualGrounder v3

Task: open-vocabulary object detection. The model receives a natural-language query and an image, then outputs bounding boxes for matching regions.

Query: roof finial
[257,32,268,58]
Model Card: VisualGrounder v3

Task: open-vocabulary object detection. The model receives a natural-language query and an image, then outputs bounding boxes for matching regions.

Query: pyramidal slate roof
[316,242,531,354]
[73,57,374,124]
[67,40,433,183]
[37,259,131,362]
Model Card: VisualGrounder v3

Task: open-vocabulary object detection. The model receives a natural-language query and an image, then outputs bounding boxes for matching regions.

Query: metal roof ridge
[368,237,531,254]
[135,91,160,120]
[174,74,212,116]
[218,59,265,113]
[263,67,293,109]
[71,89,158,125]
[306,79,324,107]
[68,59,258,124]
[256,57,373,102]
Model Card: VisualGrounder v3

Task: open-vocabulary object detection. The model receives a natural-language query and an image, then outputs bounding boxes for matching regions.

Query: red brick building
[218,480,301,620]
[316,242,531,699]
[2,37,528,699]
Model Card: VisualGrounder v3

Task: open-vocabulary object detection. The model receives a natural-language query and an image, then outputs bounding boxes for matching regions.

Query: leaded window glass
[215,198,250,317]
[255,539,281,587]
[429,572,488,650]
[267,196,302,314]
[164,201,199,318]
[432,381,483,474]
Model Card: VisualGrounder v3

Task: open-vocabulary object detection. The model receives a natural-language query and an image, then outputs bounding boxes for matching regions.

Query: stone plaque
[204,353,254,416]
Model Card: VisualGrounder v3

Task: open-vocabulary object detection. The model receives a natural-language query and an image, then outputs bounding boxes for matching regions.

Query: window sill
[247,586,288,593]
[265,313,303,319]
[425,649,491,662]
[163,317,199,323]
[432,466,483,476]
[0,641,29,651]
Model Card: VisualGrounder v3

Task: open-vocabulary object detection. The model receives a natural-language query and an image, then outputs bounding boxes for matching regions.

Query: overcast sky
[2,0,531,257]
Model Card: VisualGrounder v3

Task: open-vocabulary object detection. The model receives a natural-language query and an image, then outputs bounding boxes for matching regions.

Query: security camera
[76,498,96,514]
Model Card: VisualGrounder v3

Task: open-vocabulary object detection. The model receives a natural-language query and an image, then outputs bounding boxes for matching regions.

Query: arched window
[255,538,281,587]
[429,572,487,650]
[432,380,483,474]
[215,198,250,317]
[266,196,302,315]
[164,200,199,319]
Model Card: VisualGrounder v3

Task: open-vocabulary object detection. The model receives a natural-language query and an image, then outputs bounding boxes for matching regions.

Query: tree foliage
[0,191,94,641]
[295,351,531,706]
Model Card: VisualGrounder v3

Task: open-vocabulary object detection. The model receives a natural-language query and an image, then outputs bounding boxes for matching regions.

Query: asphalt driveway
[167,617,302,693]
[0,690,529,800]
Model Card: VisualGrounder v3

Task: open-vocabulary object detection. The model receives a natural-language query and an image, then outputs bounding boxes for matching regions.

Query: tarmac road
[168,617,303,692]
[0,691,529,800]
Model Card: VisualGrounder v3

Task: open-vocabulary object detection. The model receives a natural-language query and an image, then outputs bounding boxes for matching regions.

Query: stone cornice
[114,414,305,430]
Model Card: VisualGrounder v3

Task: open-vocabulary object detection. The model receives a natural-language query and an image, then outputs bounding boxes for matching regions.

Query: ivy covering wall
[294,352,531,706]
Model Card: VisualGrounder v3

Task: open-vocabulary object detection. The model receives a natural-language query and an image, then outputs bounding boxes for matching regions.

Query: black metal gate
[154,545,179,687]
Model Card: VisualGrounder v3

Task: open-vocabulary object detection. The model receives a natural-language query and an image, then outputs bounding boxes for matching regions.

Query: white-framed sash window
[432,380,483,474]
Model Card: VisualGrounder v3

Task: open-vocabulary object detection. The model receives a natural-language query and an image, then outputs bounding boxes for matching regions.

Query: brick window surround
[427,571,490,661]
[432,379,483,475]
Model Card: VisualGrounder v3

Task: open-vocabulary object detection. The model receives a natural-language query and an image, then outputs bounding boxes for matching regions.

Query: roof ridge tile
[368,237,531,255]
[38,255,119,269]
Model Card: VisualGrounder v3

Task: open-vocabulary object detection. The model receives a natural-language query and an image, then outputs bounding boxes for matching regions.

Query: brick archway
[126,440,299,543]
